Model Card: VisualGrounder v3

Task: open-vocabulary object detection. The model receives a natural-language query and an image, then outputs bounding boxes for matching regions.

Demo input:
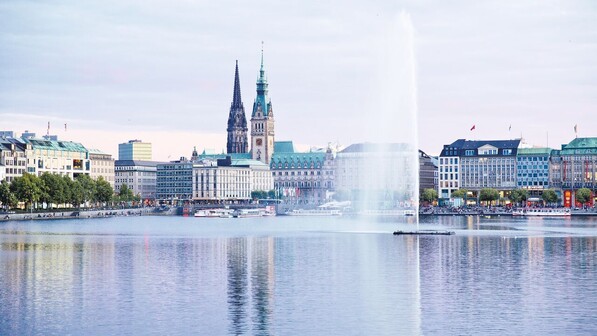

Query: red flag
[470,125,476,131]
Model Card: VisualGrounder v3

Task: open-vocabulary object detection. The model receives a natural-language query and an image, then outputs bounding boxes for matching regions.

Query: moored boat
[512,208,571,217]
[285,209,342,216]
[194,208,234,218]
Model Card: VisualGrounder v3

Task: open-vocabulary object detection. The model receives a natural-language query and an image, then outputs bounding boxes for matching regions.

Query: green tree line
[0,173,136,211]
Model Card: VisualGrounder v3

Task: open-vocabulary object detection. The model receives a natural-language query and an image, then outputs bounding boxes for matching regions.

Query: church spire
[227,60,248,154]
[231,60,243,109]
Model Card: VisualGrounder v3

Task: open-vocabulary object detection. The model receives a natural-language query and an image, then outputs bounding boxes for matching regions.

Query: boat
[358,209,417,217]
[512,208,571,217]
[233,208,265,218]
[393,230,455,236]
[194,208,234,218]
[285,209,342,216]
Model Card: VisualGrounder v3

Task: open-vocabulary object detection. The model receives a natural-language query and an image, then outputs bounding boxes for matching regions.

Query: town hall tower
[251,47,275,164]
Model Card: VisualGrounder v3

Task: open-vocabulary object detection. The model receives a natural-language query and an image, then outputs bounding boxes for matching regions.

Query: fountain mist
[354,12,419,222]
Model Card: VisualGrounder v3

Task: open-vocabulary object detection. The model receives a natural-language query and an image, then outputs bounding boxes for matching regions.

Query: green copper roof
[252,46,272,118]
[557,137,597,155]
[231,158,268,167]
[563,137,597,149]
[517,148,552,155]
[198,152,251,160]
[274,141,295,153]
[271,152,326,169]
[25,138,87,153]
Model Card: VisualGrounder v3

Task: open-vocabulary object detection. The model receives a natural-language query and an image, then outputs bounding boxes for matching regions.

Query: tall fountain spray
[352,12,419,222]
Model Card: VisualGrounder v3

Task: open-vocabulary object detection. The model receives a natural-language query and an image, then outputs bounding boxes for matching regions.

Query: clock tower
[251,46,275,164]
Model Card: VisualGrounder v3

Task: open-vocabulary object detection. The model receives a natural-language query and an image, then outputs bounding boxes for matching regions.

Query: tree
[479,188,500,205]
[94,177,113,204]
[451,189,468,199]
[576,188,592,205]
[69,178,84,208]
[10,173,43,210]
[61,175,73,207]
[267,189,277,199]
[39,172,68,208]
[421,188,438,203]
[509,188,529,207]
[251,190,267,200]
[0,180,17,210]
[76,174,96,206]
[118,184,134,202]
[542,189,558,206]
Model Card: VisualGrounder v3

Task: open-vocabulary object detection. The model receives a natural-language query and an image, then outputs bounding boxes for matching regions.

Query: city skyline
[1,0,595,160]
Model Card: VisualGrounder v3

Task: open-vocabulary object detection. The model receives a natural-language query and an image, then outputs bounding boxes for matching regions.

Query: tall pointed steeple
[231,60,243,109]
[253,43,272,118]
[227,60,248,154]
[251,43,275,164]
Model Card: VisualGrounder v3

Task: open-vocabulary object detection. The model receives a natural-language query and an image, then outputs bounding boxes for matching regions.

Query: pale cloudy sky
[1,0,596,160]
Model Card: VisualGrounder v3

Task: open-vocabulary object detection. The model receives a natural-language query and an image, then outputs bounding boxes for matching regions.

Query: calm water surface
[1,215,596,335]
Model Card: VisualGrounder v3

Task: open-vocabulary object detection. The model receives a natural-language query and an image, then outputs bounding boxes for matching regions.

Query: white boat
[233,208,265,218]
[194,208,234,218]
[285,209,342,216]
[358,209,417,217]
[512,208,571,217]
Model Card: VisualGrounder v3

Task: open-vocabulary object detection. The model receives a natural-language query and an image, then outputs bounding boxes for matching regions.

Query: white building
[89,149,115,188]
[115,160,161,200]
[192,157,273,202]
[23,137,90,179]
[438,139,521,201]
[0,138,28,183]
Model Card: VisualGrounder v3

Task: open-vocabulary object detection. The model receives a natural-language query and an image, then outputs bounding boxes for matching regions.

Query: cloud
[0,0,595,157]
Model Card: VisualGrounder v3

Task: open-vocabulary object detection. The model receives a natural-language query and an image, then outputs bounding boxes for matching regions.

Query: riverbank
[0,207,174,222]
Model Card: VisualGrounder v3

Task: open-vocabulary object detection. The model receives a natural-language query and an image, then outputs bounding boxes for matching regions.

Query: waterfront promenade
[0,206,171,222]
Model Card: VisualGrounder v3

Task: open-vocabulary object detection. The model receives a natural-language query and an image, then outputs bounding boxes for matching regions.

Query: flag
[470,125,476,131]
[509,124,512,132]
[64,123,67,131]
[574,124,578,133]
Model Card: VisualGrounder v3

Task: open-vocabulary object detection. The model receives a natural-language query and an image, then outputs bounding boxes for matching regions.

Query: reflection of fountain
[354,12,419,221]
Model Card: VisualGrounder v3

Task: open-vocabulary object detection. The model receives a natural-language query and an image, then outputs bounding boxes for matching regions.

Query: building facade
[23,137,90,178]
[270,141,335,205]
[114,160,160,200]
[549,137,597,207]
[439,139,521,200]
[227,61,249,154]
[419,150,437,195]
[0,137,28,183]
[89,149,115,188]
[118,140,152,161]
[192,157,273,203]
[156,160,195,202]
[250,50,275,164]
[516,148,551,197]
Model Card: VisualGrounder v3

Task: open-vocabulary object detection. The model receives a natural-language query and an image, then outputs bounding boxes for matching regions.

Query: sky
[1,0,596,160]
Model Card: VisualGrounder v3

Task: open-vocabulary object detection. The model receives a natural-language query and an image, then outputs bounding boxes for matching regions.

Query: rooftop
[517,148,552,155]
[24,138,88,153]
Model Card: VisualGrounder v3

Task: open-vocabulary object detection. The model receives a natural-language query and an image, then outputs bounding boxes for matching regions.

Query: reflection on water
[0,216,596,335]
[224,237,276,336]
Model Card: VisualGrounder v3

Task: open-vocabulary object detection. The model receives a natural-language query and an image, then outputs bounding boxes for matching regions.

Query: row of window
[439,158,459,165]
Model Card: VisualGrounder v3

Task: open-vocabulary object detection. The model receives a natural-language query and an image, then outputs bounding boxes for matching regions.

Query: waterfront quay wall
[0,207,163,222]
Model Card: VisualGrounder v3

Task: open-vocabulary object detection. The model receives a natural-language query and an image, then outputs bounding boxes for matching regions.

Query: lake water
[1,215,596,335]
